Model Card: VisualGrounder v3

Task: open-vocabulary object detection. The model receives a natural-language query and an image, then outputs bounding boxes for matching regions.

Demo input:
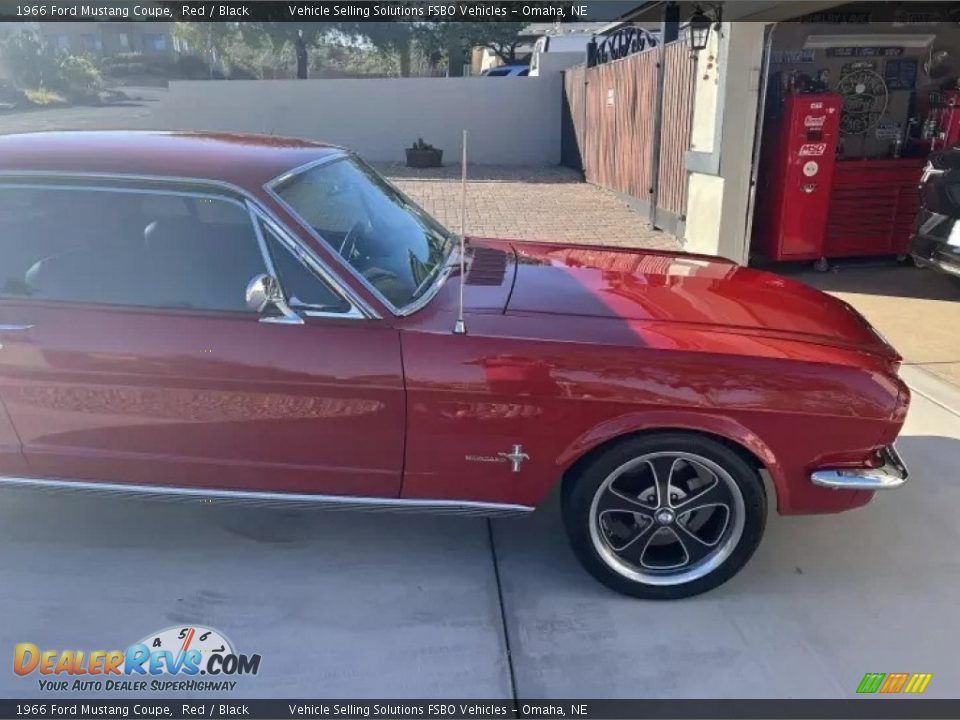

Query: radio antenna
[453,129,468,335]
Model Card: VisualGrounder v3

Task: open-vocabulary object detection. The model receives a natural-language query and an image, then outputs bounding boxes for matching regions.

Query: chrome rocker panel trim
[810,445,909,491]
[0,476,534,517]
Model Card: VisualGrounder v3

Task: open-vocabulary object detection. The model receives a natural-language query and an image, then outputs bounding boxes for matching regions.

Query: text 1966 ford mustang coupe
[0,132,909,598]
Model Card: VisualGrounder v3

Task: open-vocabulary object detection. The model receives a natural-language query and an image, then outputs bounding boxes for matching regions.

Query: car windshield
[272,156,454,310]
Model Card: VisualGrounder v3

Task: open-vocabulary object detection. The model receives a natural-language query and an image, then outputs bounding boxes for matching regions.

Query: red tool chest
[824,159,925,258]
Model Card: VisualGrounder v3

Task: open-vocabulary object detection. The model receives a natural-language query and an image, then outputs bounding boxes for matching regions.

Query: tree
[236,21,330,79]
[413,22,528,76]
[0,25,101,100]
[459,22,530,65]
[171,22,235,68]
[338,22,414,77]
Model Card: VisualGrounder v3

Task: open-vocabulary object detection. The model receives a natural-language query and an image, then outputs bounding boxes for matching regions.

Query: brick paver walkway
[377,163,679,250]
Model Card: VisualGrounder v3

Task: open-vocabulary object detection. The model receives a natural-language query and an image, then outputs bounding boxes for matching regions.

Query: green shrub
[24,87,67,105]
[174,53,212,79]
[101,61,149,77]
[226,63,257,80]
[0,29,101,102]
[100,52,146,67]
[101,52,178,78]
[55,54,100,90]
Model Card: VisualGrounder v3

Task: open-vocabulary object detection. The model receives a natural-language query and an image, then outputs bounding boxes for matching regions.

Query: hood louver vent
[466,246,508,286]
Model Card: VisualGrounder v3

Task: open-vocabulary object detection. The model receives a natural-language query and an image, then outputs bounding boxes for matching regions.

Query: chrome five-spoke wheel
[563,433,766,599]
[589,452,745,586]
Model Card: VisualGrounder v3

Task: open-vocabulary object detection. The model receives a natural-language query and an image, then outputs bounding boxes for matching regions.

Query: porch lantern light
[688,7,713,52]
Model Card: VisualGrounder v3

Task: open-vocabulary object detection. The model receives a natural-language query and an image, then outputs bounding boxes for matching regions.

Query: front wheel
[562,433,766,599]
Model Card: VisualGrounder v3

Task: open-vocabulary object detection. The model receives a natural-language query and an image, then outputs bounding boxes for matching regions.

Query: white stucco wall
[689,29,722,154]
[153,76,563,165]
[683,174,725,256]
[683,22,769,262]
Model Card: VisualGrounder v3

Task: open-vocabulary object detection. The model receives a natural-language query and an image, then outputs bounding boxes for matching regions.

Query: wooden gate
[654,41,697,231]
[561,39,696,233]
[583,49,660,201]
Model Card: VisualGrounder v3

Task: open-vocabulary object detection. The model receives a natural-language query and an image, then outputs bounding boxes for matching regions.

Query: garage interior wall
[769,21,960,159]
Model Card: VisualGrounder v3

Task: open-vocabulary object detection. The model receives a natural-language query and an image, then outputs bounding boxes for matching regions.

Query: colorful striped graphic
[857,672,933,694]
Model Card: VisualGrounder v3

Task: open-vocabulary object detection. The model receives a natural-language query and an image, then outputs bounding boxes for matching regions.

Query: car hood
[500,241,897,358]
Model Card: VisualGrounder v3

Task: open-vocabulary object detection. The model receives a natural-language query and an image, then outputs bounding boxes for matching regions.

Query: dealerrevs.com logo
[14,626,261,692]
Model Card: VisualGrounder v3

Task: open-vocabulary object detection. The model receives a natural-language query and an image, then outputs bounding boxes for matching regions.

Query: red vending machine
[754,93,842,262]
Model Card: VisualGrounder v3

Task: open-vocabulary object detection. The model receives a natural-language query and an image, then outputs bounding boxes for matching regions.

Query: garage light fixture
[687,6,713,52]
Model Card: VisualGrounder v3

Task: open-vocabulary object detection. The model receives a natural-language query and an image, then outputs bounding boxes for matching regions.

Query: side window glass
[262,223,349,314]
[0,185,266,312]
[0,188,51,297]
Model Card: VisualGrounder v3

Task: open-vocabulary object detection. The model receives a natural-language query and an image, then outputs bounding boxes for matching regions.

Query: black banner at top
[2,1,606,23]
[1,0,958,24]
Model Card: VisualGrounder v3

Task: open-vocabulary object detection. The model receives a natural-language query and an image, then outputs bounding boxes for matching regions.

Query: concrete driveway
[0,87,167,134]
[796,264,960,390]
[1,369,958,700]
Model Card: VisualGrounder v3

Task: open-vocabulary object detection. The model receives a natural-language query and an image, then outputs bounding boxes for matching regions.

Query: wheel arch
[555,414,783,507]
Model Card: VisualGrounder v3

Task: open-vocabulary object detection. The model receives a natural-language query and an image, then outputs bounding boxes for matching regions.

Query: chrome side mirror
[245,274,303,325]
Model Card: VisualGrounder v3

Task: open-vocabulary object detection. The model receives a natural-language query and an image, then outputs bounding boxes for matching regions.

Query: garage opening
[745,4,960,390]
[749,9,960,271]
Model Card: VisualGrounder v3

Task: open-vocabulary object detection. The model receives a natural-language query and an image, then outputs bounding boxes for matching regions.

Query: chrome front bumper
[810,445,909,491]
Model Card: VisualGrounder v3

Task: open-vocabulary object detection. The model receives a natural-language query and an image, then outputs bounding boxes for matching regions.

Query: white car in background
[529,33,596,75]
[481,65,530,77]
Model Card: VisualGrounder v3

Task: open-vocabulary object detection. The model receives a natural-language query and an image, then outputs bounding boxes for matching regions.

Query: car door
[0,179,404,497]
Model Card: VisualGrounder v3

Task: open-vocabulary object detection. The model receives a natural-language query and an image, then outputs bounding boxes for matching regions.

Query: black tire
[562,432,766,600]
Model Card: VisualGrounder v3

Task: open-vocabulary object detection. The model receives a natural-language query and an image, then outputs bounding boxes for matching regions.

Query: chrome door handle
[0,324,34,331]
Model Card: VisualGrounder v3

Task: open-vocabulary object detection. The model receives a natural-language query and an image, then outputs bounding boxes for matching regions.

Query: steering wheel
[362,266,410,307]
[338,220,368,262]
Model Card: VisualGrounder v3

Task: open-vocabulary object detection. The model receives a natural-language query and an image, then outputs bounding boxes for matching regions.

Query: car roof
[0,131,346,190]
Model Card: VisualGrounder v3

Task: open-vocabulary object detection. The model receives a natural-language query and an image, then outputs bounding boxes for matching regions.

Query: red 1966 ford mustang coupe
[0,132,909,598]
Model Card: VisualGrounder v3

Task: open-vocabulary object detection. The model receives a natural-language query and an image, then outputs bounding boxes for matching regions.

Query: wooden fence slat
[656,42,696,218]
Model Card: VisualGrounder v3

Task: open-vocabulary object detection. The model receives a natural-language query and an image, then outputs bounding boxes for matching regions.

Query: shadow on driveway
[789,262,958,302]
[0,491,511,699]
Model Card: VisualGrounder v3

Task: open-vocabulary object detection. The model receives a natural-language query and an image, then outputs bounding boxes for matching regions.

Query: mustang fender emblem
[498,444,530,472]
[465,444,530,472]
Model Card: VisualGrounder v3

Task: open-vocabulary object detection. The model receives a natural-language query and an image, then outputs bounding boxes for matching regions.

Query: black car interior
[0,186,346,313]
